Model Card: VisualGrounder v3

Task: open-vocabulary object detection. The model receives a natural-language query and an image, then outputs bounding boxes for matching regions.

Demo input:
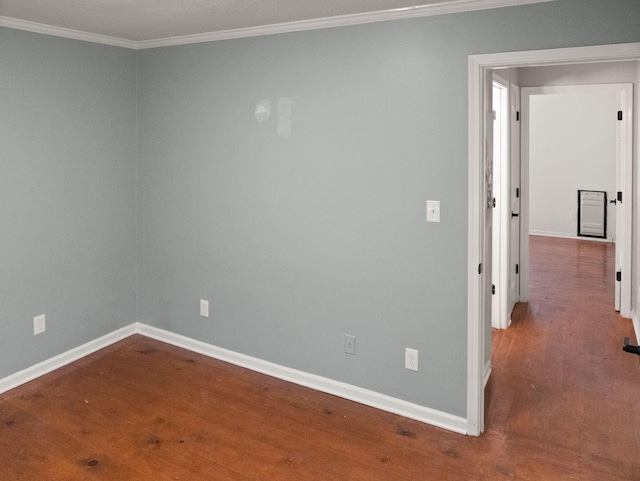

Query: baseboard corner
[0,324,136,395]
[134,323,470,435]
[1,322,471,435]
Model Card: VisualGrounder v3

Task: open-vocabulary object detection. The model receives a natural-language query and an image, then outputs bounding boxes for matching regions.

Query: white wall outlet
[200,299,209,318]
[344,334,356,355]
[405,347,419,371]
[34,314,46,335]
[569,211,576,221]
[426,200,440,223]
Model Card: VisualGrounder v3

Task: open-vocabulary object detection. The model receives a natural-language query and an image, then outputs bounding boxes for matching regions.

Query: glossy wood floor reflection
[487,235,640,479]
[1,237,639,480]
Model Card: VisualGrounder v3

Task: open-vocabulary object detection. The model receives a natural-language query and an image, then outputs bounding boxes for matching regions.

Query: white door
[614,91,624,311]
[491,82,503,329]
[483,69,494,381]
[508,85,521,315]
[616,85,633,317]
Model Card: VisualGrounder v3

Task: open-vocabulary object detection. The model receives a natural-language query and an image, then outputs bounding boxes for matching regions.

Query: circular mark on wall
[255,99,271,122]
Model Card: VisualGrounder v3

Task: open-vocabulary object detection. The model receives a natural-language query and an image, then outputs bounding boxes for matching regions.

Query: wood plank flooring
[1,235,639,479]
[487,235,640,478]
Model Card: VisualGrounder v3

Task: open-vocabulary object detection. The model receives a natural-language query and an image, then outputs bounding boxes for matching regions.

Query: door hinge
[516,264,519,274]
[618,110,623,121]
[617,191,622,203]
[493,197,496,208]
[516,187,520,198]
[478,263,482,275]
[617,271,622,282]
[492,284,496,295]
[516,111,520,121]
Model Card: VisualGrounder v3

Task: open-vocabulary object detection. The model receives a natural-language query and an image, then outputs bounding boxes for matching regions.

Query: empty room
[1,0,640,479]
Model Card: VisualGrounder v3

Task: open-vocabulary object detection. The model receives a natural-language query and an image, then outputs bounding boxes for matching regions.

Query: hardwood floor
[487,235,640,479]
[1,235,639,480]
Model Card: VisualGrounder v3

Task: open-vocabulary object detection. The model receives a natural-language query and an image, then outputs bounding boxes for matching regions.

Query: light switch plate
[426,200,440,223]
[34,314,46,335]
[200,299,209,318]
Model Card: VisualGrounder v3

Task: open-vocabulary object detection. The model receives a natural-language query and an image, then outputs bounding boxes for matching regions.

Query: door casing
[467,42,640,437]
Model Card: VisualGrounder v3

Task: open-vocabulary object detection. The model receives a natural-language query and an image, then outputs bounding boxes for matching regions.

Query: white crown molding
[0,322,469,434]
[136,0,555,49]
[0,16,138,49]
[1,0,555,50]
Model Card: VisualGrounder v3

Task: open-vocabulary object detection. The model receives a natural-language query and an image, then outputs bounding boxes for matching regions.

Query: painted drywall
[528,91,618,240]
[137,27,470,415]
[517,61,638,87]
[0,27,138,378]
[500,61,638,90]
[136,0,640,417]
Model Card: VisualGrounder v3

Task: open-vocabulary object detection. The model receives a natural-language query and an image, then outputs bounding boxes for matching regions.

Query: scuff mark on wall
[277,117,292,139]
[277,97,294,138]
[254,97,295,138]
[254,98,271,122]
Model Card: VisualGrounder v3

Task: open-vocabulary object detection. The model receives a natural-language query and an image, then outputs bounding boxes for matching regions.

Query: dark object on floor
[623,337,640,358]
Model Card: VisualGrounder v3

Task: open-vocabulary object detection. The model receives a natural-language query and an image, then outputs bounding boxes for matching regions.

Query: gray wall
[137,26,471,414]
[0,28,138,378]
[1,0,638,420]
[136,0,640,416]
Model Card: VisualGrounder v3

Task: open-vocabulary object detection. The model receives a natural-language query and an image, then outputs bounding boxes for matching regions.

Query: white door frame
[467,42,640,437]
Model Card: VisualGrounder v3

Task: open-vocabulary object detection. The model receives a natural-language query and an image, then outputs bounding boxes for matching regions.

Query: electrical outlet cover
[344,335,356,355]
[405,347,419,371]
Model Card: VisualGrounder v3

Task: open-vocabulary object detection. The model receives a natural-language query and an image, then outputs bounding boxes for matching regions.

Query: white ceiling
[0,0,554,48]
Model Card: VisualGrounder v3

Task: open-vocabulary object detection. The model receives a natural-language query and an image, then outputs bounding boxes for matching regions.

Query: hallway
[486,235,640,469]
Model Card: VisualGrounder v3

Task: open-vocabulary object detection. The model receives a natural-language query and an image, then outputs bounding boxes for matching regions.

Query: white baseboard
[0,322,469,435]
[483,361,492,388]
[135,323,469,434]
[529,230,613,243]
[0,324,137,395]
[632,311,640,343]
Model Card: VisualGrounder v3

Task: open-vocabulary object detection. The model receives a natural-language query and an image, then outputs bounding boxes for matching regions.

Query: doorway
[521,84,632,312]
[466,42,640,436]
